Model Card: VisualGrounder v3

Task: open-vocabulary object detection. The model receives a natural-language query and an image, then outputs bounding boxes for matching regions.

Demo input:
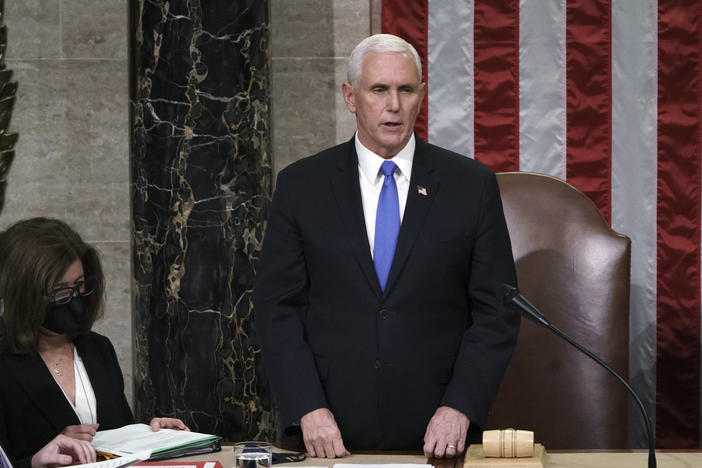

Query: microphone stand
[501,285,656,468]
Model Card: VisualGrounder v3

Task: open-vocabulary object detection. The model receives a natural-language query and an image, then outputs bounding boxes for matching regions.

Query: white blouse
[54,347,98,424]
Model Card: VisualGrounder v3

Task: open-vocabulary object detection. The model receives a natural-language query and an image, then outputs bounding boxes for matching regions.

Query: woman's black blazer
[0,332,134,468]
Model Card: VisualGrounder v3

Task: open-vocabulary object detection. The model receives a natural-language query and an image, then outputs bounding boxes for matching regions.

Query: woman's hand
[31,434,96,468]
[61,423,99,441]
[149,417,190,432]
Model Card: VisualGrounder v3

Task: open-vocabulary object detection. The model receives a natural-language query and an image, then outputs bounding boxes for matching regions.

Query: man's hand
[60,423,99,441]
[423,406,470,458]
[300,408,350,458]
[31,434,96,468]
[149,417,190,432]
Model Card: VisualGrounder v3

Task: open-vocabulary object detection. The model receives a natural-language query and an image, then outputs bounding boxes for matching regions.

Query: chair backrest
[489,172,631,449]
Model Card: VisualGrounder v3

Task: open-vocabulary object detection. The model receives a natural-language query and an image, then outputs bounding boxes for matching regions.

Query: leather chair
[488,172,631,449]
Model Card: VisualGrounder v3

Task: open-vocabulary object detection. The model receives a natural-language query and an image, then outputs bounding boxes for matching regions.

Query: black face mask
[43,296,85,337]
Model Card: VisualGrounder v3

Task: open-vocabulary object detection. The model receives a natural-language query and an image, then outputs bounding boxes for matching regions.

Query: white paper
[92,424,217,455]
[73,449,151,468]
[276,466,327,468]
[277,466,328,468]
[334,464,432,468]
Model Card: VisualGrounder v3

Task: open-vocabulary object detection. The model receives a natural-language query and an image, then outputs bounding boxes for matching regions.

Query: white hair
[347,34,422,86]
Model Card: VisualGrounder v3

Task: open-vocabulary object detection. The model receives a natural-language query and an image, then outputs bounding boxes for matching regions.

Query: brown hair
[0,217,105,354]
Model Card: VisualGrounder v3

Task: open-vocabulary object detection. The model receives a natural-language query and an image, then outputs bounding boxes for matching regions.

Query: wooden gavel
[482,428,534,458]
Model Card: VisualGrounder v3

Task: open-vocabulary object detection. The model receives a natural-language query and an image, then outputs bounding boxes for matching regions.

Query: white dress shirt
[356,133,415,257]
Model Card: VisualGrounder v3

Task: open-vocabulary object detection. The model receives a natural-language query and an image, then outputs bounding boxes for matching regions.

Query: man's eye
[372,87,386,93]
[400,87,414,93]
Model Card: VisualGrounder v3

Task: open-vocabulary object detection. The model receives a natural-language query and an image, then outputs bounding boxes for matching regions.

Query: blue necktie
[374,161,400,291]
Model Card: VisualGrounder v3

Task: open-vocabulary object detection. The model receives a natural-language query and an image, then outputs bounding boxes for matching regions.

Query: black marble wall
[129,0,275,441]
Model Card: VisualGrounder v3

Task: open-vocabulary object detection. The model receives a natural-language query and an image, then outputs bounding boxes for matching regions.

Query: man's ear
[417,82,426,110]
[342,82,356,113]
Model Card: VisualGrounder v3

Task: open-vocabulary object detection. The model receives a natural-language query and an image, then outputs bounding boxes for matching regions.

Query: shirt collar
[356,133,415,184]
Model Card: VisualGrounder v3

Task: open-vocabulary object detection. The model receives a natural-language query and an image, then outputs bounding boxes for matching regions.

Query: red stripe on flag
[565,0,612,223]
[381,0,428,141]
[473,0,519,171]
[656,0,702,448]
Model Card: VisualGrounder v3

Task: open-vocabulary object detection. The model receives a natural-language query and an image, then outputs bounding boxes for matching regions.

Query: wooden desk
[178,448,702,468]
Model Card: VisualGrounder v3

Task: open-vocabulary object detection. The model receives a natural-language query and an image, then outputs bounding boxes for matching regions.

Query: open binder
[92,424,221,460]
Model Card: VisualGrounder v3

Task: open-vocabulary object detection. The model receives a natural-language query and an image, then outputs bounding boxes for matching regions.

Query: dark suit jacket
[254,137,520,450]
[0,332,133,468]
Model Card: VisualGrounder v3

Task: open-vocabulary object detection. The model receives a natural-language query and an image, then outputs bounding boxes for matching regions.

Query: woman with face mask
[0,218,188,468]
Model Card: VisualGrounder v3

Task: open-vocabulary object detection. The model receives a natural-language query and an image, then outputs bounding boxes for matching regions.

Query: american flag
[381,0,701,449]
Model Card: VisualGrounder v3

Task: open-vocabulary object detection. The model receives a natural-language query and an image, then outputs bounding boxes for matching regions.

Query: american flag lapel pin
[417,185,428,196]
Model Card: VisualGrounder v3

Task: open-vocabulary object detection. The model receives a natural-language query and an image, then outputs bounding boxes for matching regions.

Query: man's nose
[386,90,400,111]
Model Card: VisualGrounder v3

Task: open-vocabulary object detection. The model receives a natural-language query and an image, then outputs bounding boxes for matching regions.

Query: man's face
[342,52,425,159]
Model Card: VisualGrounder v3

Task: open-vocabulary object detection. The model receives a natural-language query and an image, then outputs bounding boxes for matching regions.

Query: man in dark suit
[254,34,519,459]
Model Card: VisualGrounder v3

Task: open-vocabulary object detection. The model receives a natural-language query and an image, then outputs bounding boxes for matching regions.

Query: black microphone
[500,284,656,468]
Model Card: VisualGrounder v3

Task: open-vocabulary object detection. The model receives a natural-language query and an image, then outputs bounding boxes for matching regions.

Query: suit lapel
[2,351,80,430]
[330,140,383,297]
[384,138,438,296]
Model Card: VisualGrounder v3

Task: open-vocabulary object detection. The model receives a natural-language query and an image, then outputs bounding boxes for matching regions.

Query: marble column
[0,0,18,214]
[129,0,275,441]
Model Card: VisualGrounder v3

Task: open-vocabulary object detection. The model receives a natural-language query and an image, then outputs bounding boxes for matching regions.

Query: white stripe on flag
[518,0,566,178]
[610,0,658,449]
[427,0,474,158]
[420,0,666,446]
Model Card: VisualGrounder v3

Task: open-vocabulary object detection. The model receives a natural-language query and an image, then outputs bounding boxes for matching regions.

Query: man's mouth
[383,122,402,128]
